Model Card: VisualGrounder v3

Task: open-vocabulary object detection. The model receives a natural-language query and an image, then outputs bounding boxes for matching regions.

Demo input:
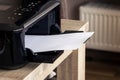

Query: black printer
[0,0,62,69]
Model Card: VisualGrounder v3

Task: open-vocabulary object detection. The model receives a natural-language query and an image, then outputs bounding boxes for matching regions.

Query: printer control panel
[13,1,42,16]
[8,0,44,25]
[0,0,49,25]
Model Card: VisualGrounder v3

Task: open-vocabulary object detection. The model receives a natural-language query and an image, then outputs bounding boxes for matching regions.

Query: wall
[61,0,120,20]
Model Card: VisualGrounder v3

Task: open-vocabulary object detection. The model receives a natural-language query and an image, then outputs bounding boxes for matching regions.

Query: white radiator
[79,2,120,52]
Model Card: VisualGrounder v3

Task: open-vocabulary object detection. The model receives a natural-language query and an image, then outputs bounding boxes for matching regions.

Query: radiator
[79,2,120,52]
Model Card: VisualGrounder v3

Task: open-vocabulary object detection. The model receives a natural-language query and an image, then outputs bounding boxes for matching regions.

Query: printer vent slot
[0,32,5,54]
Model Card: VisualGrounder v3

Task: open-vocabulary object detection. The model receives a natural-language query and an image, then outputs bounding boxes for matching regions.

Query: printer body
[0,0,62,69]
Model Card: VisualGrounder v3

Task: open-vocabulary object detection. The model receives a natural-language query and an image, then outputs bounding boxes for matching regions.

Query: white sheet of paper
[25,32,94,52]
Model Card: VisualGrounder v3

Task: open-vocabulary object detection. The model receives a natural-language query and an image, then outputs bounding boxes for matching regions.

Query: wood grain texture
[61,19,88,32]
[24,50,72,80]
[57,19,88,80]
[0,19,87,80]
[57,45,85,80]
[0,50,72,80]
[0,63,39,80]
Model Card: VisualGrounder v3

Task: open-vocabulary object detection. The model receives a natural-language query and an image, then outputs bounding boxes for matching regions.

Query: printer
[0,0,62,69]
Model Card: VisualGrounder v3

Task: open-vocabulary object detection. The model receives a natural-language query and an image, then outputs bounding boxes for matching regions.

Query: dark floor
[86,49,120,65]
[47,49,120,80]
[86,49,120,80]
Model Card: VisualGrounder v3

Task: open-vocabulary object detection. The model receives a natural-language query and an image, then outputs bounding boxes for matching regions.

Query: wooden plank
[78,44,85,80]
[0,19,87,80]
[57,19,88,80]
[24,50,72,80]
[61,19,88,32]
[57,45,85,80]
[0,63,39,80]
[0,50,72,80]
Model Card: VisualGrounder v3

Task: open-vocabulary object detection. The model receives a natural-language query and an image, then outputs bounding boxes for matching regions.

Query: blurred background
[60,0,120,80]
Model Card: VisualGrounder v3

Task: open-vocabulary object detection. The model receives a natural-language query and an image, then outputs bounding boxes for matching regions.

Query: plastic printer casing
[0,0,62,69]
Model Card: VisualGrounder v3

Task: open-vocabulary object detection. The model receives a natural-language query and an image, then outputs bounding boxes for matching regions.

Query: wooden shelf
[0,19,88,80]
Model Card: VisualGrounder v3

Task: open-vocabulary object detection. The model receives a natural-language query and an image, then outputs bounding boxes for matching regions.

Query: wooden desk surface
[0,50,72,80]
[57,19,88,80]
[0,19,88,80]
[61,19,88,32]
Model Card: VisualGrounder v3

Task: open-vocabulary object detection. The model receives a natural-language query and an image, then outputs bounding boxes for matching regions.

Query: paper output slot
[26,48,63,63]
[25,32,94,53]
